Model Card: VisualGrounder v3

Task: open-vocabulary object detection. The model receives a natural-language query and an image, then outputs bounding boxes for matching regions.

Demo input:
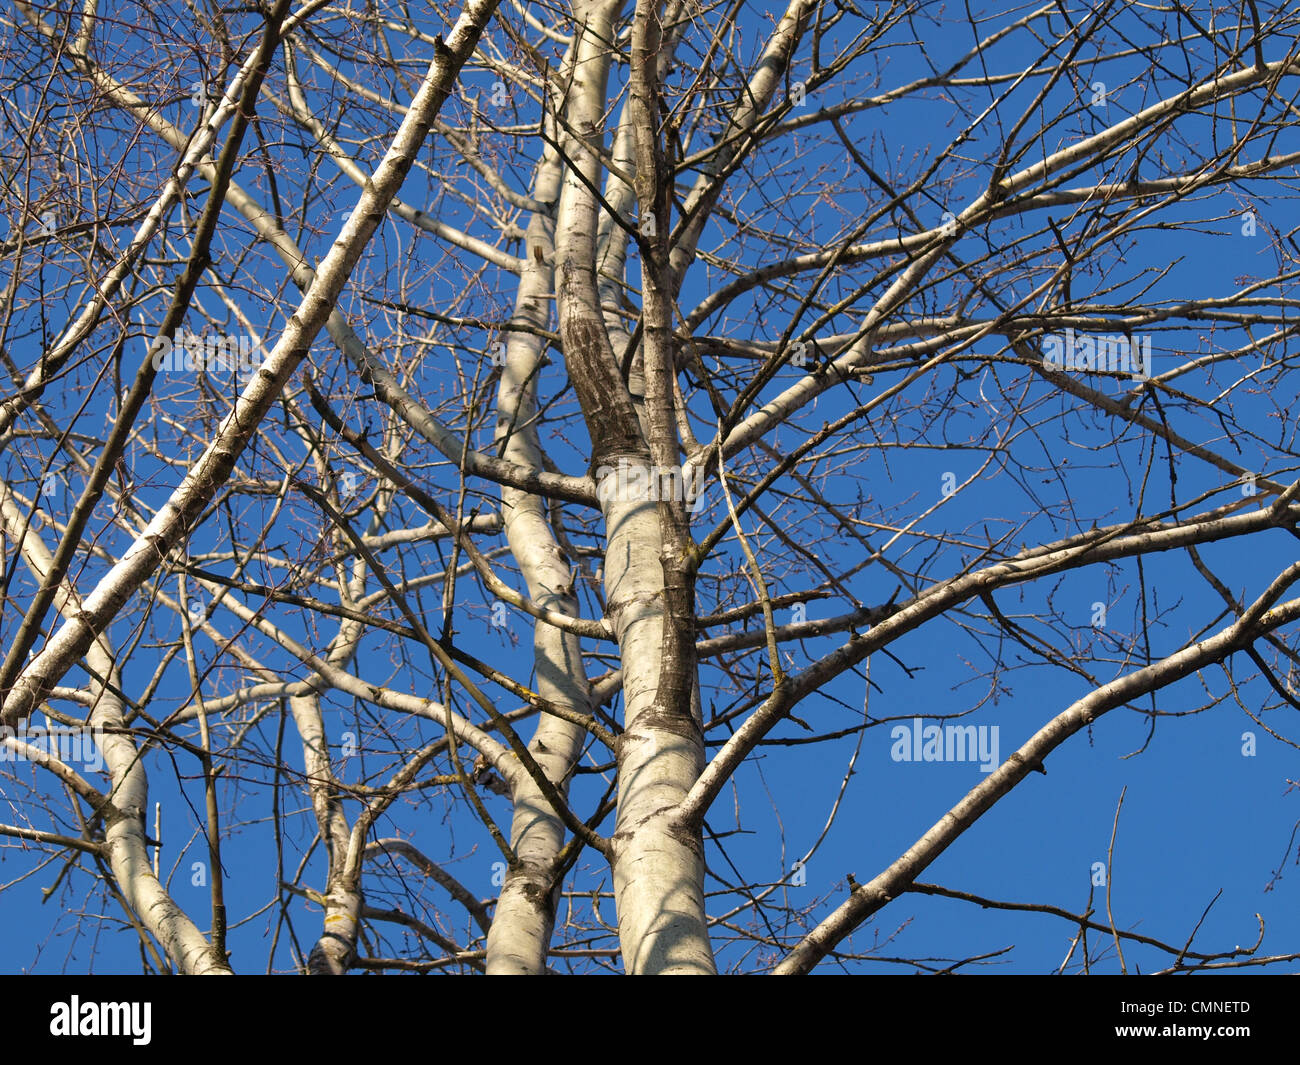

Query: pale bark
[551,0,716,974]
[0,0,283,439]
[29,12,592,508]
[0,0,504,731]
[594,0,715,977]
[602,481,713,974]
[0,480,231,973]
[485,134,594,973]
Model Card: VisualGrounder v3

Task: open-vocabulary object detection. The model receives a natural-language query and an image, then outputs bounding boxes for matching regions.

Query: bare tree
[2,0,1299,975]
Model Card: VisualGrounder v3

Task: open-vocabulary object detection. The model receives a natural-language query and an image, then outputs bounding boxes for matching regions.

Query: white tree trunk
[485,140,592,974]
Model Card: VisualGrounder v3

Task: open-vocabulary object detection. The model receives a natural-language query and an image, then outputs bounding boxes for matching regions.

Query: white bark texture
[0,480,232,974]
[484,137,593,973]
[0,0,504,730]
